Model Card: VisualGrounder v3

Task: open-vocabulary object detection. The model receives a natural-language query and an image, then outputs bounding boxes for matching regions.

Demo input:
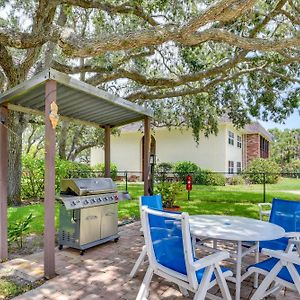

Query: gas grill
[58,178,120,255]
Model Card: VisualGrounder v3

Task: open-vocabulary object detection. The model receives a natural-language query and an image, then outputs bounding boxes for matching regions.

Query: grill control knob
[71,201,76,206]
[97,198,101,202]
[83,200,89,205]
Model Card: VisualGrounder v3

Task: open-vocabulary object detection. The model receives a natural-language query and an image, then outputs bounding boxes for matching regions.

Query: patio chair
[248,239,300,299]
[129,195,162,278]
[259,198,300,252]
[136,207,233,300]
[258,203,272,221]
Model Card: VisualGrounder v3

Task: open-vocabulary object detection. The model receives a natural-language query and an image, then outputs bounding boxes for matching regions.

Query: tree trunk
[8,111,28,206]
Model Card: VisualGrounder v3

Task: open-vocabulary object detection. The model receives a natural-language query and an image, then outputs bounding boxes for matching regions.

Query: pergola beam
[104,125,111,178]
[44,80,57,279]
[0,105,8,261]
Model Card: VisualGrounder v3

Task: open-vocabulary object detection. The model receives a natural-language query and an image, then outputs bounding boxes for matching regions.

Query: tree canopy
[1,0,300,202]
[270,128,300,165]
[0,0,299,135]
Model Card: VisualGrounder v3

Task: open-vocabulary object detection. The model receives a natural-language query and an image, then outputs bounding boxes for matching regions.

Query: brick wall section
[246,134,260,167]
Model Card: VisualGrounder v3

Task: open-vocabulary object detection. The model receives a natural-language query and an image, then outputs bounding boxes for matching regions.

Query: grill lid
[61,178,117,196]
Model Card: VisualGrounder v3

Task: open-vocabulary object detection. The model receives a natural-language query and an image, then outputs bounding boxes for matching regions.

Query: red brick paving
[9,222,300,300]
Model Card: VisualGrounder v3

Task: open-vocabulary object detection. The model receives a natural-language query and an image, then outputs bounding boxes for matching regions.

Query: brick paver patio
[5,222,299,300]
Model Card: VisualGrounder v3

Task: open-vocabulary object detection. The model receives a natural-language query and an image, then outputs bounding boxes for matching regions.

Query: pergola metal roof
[0,68,153,127]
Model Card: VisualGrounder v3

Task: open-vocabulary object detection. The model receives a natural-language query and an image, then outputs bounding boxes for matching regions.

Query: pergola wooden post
[143,116,151,196]
[104,125,111,178]
[44,80,57,279]
[0,105,8,261]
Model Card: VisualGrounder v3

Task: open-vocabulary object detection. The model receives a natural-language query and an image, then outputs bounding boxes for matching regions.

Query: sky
[259,110,299,130]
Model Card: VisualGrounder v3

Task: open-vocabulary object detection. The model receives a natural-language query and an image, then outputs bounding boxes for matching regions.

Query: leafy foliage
[281,159,300,176]
[22,155,94,200]
[269,128,300,165]
[155,182,183,208]
[8,213,33,249]
[204,172,226,186]
[227,176,245,186]
[154,162,173,182]
[243,158,281,184]
[92,163,118,180]
[173,161,198,182]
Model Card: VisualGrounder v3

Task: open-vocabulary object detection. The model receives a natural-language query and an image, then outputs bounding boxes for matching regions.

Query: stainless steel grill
[58,178,120,255]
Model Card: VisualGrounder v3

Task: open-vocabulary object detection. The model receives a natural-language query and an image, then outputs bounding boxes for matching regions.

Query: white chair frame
[258,203,272,221]
[129,197,148,278]
[247,239,300,300]
[136,207,233,300]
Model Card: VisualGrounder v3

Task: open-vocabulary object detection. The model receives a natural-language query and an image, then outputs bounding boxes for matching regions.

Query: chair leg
[179,286,189,297]
[214,265,232,300]
[194,265,214,300]
[287,264,300,294]
[136,266,153,300]
[250,262,282,300]
[130,246,147,278]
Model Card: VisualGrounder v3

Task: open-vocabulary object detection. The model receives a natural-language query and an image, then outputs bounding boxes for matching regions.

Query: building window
[228,131,234,145]
[237,162,242,173]
[228,161,234,174]
[237,135,242,148]
[260,136,269,158]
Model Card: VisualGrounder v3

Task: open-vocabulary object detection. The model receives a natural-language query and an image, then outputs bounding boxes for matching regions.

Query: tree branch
[59,0,159,26]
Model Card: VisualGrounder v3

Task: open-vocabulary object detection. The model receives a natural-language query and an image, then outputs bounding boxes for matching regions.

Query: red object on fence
[186,175,192,191]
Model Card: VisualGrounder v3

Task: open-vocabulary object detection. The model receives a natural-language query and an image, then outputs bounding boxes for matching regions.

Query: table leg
[254,242,259,288]
[213,239,217,249]
[235,241,242,300]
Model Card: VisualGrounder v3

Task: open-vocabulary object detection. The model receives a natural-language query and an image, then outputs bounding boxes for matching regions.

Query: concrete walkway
[4,222,299,300]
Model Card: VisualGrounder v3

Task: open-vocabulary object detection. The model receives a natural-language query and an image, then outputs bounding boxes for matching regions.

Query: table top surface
[189,215,285,242]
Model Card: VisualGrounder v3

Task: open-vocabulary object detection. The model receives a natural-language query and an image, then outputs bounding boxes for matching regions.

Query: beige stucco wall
[90,124,244,173]
[91,131,143,171]
[224,124,244,172]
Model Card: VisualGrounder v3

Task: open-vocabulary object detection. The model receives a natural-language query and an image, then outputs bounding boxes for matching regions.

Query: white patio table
[189,215,285,300]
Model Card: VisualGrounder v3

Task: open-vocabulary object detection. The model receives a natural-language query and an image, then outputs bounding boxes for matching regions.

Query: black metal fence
[109,170,300,203]
[21,167,300,203]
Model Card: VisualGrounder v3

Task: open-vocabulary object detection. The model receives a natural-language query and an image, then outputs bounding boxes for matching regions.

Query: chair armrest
[285,232,300,239]
[191,251,230,271]
[288,239,300,247]
[261,248,300,265]
[258,203,272,209]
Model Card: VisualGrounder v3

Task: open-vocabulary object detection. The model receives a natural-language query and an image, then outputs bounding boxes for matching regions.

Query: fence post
[125,171,128,192]
[263,173,266,203]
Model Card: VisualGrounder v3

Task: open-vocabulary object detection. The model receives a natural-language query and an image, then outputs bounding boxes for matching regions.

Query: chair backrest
[141,207,196,287]
[140,195,163,210]
[270,198,300,233]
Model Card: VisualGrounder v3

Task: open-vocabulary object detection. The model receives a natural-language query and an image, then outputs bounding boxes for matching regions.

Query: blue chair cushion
[259,238,288,252]
[248,257,300,284]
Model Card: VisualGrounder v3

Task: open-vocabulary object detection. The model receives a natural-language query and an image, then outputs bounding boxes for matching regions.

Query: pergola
[0,68,153,278]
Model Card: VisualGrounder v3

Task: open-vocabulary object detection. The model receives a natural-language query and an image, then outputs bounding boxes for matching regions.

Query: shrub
[22,155,94,200]
[8,213,33,249]
[205,172,226,186]
[281,159,300,177]
[227,175,245,185]
[174,161,198,182]
[92,163,118,180]
[194,169,210,185]
[243,158,281,184]
[154,162,173,182]
[155,182,183,208]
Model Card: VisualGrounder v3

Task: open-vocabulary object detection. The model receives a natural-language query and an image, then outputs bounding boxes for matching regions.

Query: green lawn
[8,178,300,234]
